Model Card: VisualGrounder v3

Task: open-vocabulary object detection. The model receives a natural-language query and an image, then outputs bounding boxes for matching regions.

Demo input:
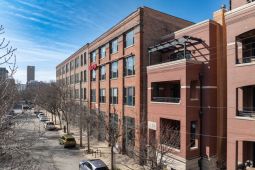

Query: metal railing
[236,56,255,64]
[152,97,180,103]
[237,110,255,118]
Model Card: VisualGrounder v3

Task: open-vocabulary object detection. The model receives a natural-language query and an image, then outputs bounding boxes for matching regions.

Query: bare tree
[0,25,44,169]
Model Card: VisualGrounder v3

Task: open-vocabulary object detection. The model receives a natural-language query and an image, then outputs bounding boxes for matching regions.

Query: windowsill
[100,102,106,104]
[124,105,135,108]
[110,104,118,106]
[100,79,106,82]
[190,98,199,101]
[110,78,118,80]
[235,116,255,120]
[190,146,198,151]
[110,51,118,55]
[236,62,255,67]
[124,75,135,78]
[124,44,134,49]
[151,101,181,105]
[99,56,106,60]
[91,102,96,103]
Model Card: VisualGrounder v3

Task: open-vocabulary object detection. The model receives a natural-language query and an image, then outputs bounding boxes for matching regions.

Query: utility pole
[79,80,83,147]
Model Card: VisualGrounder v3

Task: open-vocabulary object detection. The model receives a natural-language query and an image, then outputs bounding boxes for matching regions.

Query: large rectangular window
[80,71,83,82]
[81,54,83,66]
[66,64,69,72]
[124,87,135,106]
[75,89,79,99]
[91,51,96,63]
[110,39,118,54]
[75,73,79,83]
[100,89,106,103]
[124,56,135,76]
[100,65,106,80]
[100,45,106,59]
[91,70,96,81]
[84,52,87,65]
[91,89,96,102]
[70,61,74,70]
[84,88,86,100]
[75,57,79,68]
[125,30,134,48]
[110,88,118,104]
[110,61,118,79]
[84,70,87,82]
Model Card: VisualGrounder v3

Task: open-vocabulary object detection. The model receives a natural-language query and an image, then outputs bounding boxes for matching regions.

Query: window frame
[124,56,135,76]
[99,88,106,103]
[100,45,106,59]
[90,51,96,63]
[110,88,118,104]
[125,29,134,48]
[110,61,118,79]
[100,65,106,80]
[110,38,118,54]
[91,89,96,102]
[124,87,135,106]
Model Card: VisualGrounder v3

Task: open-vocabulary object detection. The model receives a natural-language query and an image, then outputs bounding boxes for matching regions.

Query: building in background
[27,65,35,83]
[0,67,8,80]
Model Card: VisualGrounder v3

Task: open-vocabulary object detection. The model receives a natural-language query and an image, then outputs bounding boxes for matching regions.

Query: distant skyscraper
[0,67,8,80]
[27,66,35,83]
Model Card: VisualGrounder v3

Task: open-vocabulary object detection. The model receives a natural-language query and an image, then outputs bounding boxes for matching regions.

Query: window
[100,89,106,103]
[84,88,86,100]
[75,89,79,99]
[110,88,118,104]
[70,61,74,70]
[125,30,134,48]
[100,45,106,59]
[66,63,69,72]
[80,71,83,82]
[84,52,87,65]
[91,51,96,63]
[75,73,79,83]
[91,89,96,102]
[110,39,118,54]
[81,54,83,66]
[124,87,135,106]
[190,121,197,148]
[84,70,87,82]
[110,61,118,79]
[190,80,198,99]
[247,0,255,3]
[62,66,65,74]
[100,65,106,80]
[75,57,79,68]
[80,88,83,99]
[91,70,96,81]
[124,56,135,76]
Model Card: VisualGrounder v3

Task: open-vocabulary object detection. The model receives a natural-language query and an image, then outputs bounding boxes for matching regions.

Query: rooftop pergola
[148,36,208,65]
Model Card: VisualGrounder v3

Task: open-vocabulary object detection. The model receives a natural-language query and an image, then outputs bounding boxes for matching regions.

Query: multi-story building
[146,7,228,168]
[226,0,255,169]
[27,65,35,83]
[56,43,89,103]
[56,6,192,161]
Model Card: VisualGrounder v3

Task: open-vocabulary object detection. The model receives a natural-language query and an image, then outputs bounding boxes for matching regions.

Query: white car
[44,121,55,130]
[37,113,45,118]
[39,116,48,122]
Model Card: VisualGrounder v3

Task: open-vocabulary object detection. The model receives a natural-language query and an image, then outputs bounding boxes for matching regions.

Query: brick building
[146,9,228,168]
[56,6,192,162]
[226,0,255,169]
[56,1,255,169]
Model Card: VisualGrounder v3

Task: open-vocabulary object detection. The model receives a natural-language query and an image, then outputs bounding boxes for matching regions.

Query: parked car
[79,159,109,170]
[37,113,45,118]
[59,134,76,148]
[39,116,49,122]
[44,121,55,130]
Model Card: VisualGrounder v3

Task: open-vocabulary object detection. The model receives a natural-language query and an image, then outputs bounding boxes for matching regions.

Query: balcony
[236,85,255,118]
[151,81,180,103]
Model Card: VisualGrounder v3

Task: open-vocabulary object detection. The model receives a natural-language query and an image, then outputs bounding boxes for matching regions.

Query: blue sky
[0,0,228,83]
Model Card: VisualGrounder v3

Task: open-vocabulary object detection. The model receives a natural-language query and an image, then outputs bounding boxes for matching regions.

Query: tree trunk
[54,114,57,125]
[66,121,69,134]
[111,145,114,170]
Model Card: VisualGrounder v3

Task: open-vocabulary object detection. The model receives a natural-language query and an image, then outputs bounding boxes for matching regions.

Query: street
[24,112,85,170]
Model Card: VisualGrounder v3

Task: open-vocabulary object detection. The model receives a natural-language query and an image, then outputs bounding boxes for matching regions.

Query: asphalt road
[29,112,85,170]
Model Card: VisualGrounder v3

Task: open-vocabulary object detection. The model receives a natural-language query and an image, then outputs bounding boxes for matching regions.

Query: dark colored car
[79,159,109,170]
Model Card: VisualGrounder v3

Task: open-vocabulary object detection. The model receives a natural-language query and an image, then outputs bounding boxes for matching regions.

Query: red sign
[89,64,97,70]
